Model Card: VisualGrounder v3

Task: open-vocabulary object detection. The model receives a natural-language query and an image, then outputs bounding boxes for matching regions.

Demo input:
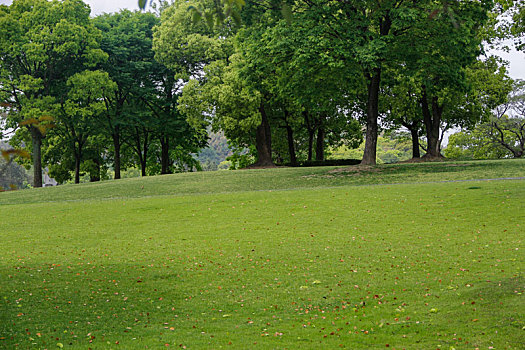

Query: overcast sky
[0,0,524,79]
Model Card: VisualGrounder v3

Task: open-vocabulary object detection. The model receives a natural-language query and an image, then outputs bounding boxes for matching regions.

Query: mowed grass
[1,158,524,206]
[0,160,524,349]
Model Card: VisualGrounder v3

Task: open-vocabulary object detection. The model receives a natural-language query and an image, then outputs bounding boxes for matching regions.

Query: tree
[295,0,431,165]
[48,70,116,183]
[387,0,496,158]
[242,19,363,163]
[444,128,511,159]
[0,0,106,187]
[484,80,525,158]
[381,71,424,159]
[445,80,524,159]
[94,10,160,179]
[154,1,257,164]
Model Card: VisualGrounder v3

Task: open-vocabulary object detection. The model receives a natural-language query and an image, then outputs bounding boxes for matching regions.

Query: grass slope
[1,159,524,205]
[1,160,524,349]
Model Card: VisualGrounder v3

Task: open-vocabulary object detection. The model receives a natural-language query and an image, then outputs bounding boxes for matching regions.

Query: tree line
[1,0,205,187]
[1,0,524,187]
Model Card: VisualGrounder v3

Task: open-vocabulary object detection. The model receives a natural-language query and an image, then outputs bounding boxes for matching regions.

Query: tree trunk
[74,155,80,184]
[74,142,82,184]
[141,129,149,177]
[362,68,381,165]
[253,104,273,166]
[315,126,325,161]
[421,88,442,158]
[307,129,315,162]
[31,127,43,188]
[141,160,146,176]
[90,158,101,182]
[361,14,391,165]
[409,127,420,158]
[160,134,171,174]
[285,124,297,166]
[113,126,121,180]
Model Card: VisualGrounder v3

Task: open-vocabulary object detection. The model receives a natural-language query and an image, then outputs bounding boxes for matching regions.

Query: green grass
[1,159,524,349]
[1,158,524,206]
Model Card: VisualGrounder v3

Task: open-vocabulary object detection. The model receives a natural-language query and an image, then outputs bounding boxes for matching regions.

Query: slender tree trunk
[253,104,273,166]
[74,144,82,184]
[307,130,315,162]
[409,127,420,158]
[315,126,325,161]
[113,126,121,180]
[285,124,297,166]
[362,68,381,165]
[141,129,149,177]
[303,110,315,162]
[160,134,171,174]
[31,127,43,188]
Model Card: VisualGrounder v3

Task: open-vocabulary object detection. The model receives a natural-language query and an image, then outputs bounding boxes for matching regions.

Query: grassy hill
[1,159,524,349]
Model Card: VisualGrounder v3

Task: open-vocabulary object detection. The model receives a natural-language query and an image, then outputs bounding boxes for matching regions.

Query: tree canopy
[1,0,522,187]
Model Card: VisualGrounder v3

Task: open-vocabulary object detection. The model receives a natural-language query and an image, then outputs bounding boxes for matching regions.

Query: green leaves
[281,4,293,24]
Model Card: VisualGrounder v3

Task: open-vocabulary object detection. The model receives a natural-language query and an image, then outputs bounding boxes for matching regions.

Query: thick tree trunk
[315,126,325,161]
[113,125,121,180]
[160,134,171,174]
[421,88,442,158]
[285,124,297,166]
[140,160,146,176]
[253,104,274,166]
[361,14,391,165]
[362,68,381,165]
[409,127,421,158]
[31,127,43,188]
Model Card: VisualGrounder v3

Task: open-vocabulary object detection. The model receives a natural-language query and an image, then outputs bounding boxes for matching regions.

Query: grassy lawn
[1,160,524,349]
[1,158,524,206]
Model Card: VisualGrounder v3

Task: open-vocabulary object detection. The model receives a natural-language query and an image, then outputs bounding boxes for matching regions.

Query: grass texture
[1,159,524,349]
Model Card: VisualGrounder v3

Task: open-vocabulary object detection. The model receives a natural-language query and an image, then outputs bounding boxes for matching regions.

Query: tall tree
[0,0,106,187]
[94,10,159,179]
[58,70,116,183]
[297,0,427,164]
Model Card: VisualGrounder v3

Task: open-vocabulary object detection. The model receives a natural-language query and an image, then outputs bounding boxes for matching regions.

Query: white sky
[0,0,524,79]
[0,0,140,14]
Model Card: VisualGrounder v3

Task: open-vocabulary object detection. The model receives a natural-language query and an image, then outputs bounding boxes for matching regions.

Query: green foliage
[178,57,262,149]
[0,0,107,186]
[153,0,230,79]
[444,129,511,160]
[226,150,254,169]
[196,131,234,171]
[445,80,525,159]
[330,135,414,164]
